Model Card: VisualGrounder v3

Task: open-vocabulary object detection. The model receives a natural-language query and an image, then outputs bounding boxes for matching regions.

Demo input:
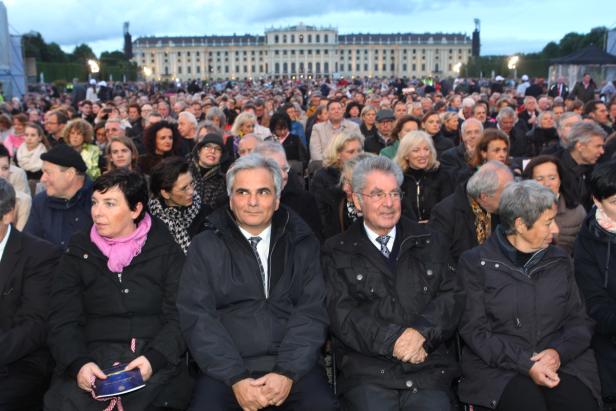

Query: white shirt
[0,224,12,262]
[364,223,396,256]
[238,225,272,297]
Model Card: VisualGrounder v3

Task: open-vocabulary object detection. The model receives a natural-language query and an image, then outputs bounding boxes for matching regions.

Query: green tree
[71,44,96,64]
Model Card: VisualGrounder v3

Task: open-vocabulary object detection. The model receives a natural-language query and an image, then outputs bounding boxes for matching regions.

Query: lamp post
[507,55,519,80]
[87,59,100,81]
[453,62,462,77]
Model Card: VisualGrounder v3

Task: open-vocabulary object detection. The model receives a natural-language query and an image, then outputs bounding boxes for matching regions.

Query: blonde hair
[230,112,257,136]
[394,130,439,172]
[323,132,364,168]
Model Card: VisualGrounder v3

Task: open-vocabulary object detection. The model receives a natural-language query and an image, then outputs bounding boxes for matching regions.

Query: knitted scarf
[90,213,152,273]
[148,193,202,254]
[16,143,46,172]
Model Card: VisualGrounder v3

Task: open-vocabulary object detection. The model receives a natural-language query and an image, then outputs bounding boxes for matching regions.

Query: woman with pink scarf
[45,169,192,411]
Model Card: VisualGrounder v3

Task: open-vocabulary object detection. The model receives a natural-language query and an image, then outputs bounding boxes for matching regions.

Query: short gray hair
[461,117,484,135]
[206,107,227,129]
[499,180,557,235]
[496,107,517,124]
[226,154,283,198]
[253,141,287,159]
[467,160,512,198]
[0,179,16,218]
[566,121,607,151]
[179,111,198,129]
[555,112,581,131]
[352,156,403,203]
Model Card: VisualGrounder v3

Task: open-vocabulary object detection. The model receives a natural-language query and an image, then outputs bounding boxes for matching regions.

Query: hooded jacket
[575,208,616,397]
[177,206,329,386]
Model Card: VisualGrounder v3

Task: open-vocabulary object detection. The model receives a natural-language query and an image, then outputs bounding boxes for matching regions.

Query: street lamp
[143,66,152,77]
[87,59,100,74]
[508,55,519,80]
[453,62,462,75]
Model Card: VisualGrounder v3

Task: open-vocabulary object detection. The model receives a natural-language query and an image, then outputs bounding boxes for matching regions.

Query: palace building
[132,23,473,81]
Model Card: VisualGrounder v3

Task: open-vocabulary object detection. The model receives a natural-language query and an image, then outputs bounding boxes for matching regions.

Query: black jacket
[458,228,601,409]
[281,172,323,241]
[177,206,329,386]
[310,166,344,239]
[364,133,390,155]
[48,218,186,378]
[401,167,454,222]
[432,132,455,159]
[439,144,472,178]
[430,183,481,263]
[575,209,616,397]
[281,133,309,170]
[554,149,595,211]
[0,228,61,376]
[322,217,463,393]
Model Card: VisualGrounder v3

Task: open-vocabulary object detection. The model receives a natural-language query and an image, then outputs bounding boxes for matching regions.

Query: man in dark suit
[0,179,61,410]
[548,76,570,99]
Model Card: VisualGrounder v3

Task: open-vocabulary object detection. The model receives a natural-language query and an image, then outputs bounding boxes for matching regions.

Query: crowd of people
[0,72,616,411]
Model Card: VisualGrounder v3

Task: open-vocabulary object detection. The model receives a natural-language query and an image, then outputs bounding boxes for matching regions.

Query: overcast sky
[3,0,615,57]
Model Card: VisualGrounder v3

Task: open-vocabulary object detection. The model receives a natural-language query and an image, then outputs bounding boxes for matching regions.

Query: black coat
[364,133,389,155]
[281,172,323,241]
[430,183,481,263]
[48,218,187,378]
[177,206,329,386]
[322,217,463,394]
[432,132,455,159]
[281,133,309,170]
[458,228,601,409]
[401,167,454,222]
[0,228,60,376]
[554,149,595,211]
[439,144,472,178]
[575,209,616,397]
[310,166,344,240]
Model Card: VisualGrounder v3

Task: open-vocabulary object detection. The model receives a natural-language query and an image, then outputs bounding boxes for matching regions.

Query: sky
[3,0,615,57]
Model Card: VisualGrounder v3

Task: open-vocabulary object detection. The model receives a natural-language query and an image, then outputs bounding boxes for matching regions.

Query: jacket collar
[45,177,93,210]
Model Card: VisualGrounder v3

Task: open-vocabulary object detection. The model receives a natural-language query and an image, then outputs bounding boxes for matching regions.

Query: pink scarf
[90,213,152,272]
[596,207,616,234]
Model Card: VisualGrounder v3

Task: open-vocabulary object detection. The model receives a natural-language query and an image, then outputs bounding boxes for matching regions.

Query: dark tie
[249,236,267,294]
[376,235,391,258]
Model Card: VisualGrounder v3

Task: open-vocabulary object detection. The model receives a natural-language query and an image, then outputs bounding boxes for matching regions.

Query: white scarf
[16,143,47,172]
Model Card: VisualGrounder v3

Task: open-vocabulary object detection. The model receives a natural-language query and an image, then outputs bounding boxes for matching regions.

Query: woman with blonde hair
[311,132,364,239]
[62,118,101,179]
[226,112,257,159]
[396,130,453,222]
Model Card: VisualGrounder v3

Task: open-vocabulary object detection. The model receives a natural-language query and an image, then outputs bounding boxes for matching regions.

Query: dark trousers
[189,366,338,411]
[341,383,451,411]
[475,373,599,411]
[0,362,50,411]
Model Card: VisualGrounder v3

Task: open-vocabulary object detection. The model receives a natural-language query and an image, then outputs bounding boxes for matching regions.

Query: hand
[232,378,269,411]
[529,360,560,388]
[251,373,293,406]
[77,362,106,392]
[124,355,153,382]
[531,349,560,372]
[393,328,427,363]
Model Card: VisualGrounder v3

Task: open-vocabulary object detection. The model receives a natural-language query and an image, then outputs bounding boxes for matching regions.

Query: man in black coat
[439,118,482,178]
[0,179,61,410]
[322,156,464,411]
[177,154,337,411]
[364,109,395,154]
[431,161,513,263]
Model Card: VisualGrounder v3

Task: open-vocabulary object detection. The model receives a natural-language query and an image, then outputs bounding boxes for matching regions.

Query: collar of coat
[44,177,93,210]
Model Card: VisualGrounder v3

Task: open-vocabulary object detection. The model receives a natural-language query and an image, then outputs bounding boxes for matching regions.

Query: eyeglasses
[203,144,222,152]
[359,190,404,202]
[177,181,196,193]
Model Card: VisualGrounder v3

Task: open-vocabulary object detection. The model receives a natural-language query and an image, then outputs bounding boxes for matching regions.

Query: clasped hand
[232,373,293,411]
[393,328,427,364]
[529,348,561,388]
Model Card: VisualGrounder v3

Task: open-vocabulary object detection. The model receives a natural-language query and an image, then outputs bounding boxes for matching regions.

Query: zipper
[265,212,290,299]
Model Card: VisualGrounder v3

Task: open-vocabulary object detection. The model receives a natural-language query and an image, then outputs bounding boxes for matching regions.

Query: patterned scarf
[596,207,616,234]
[148,193,202,254]
[470,197,492,245]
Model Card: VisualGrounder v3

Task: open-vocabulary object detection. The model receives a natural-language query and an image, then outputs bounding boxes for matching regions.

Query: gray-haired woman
[457,180,601,411]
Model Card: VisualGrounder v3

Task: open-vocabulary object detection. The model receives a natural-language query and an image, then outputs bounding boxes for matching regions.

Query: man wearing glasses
[44,110,68,147]
[322,156,463,410]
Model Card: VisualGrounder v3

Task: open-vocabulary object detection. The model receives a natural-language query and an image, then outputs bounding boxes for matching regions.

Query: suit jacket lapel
[0,228,23,294]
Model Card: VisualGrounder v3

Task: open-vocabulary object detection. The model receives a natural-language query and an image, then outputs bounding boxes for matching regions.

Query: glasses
[177,181,196,193]
[203,144,222,153]
[359,190,404,202]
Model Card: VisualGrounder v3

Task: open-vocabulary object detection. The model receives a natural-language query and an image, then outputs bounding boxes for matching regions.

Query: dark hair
[344,101,362,118]
[522,155,580,208]
[50,110,68,125]
[143,120,180,155]
[13,113,28,124]
[269,111,292,133]
[25,122,51,149]
[392,115,421,140]
[0,178,16,218]
[0,145,9,159]
[128,103,141,114]
[583,100,605,117]
[327,99,342,110]
[421,110,440,125]
[93,169,148,223]
[470,128,510,167]
[149,156,190,200]
[590,159,616,201]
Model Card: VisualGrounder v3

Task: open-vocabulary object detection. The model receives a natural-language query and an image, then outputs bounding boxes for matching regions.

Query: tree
[71,44,96,64]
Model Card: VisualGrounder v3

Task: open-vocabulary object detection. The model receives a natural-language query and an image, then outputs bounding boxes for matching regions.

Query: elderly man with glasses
[322,156,463,411]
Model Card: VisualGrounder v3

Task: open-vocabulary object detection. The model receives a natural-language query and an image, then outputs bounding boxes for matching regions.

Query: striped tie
[249,236,267,295]
[376,235,391,258]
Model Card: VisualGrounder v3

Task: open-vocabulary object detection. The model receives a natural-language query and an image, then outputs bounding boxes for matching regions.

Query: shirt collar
[363,222,396,249]
[238,224,272,245]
